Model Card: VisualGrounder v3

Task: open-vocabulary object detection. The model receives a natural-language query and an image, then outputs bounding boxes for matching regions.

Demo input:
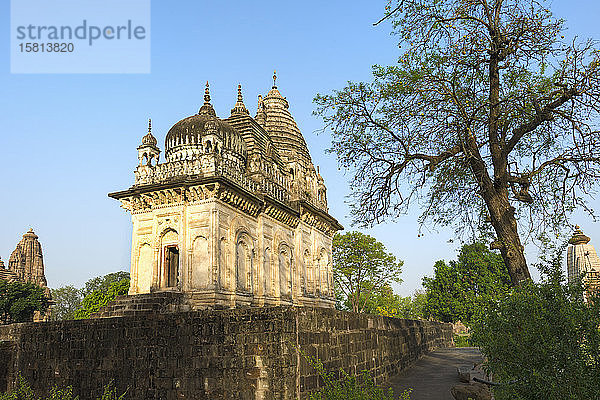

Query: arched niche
[303,249,311,295]
[191,235,210,289]
[278,243,292,299]
[137,243,153,293]
[235,232,253,293]
[318,249,330,296]
[219,236,228,288]
[263,246,272,296]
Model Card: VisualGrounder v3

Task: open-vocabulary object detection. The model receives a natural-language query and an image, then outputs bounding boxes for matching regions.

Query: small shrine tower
[567,225,600,301]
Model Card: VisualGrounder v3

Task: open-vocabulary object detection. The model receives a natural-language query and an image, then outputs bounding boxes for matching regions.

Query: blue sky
[1,1,599,296]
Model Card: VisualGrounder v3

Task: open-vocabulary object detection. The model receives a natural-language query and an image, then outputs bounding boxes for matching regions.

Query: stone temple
[0,229,51,320]
[567,225,600,301]
[109,76,342,309]
[0,229,49,291]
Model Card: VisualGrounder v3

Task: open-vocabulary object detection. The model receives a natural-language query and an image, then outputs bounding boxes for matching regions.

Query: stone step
[91,292,185,318]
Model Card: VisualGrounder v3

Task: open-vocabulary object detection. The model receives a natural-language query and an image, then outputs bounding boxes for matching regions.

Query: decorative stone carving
[109,77,343,309]
[567,225,600,301]
[2,229,52,321]
[8,229,48,289]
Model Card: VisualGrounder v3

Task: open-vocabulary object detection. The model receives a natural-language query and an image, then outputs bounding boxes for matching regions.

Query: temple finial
[198,81,216,116]
[230,84,249,116]
[273,70,277,88]
[141,118,158,147]
[204,81,211,103]
[256,94,266,125]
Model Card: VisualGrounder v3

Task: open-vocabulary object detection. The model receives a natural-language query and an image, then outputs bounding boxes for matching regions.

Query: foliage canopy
[315,0,600,285]
[471,258,600,400]
[73,277,129,320]
[50,272,129,321]
[422,242,511,324]
[0,280,50,324]
[49,285,81,321]
[332,231,403,313]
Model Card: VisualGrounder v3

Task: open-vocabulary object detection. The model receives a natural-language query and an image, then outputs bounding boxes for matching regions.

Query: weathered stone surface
[451,382,493,400]
[1,229,51,321]
[5,229,48,289]
[0,307,452,400]
[567,226,600,301]
[110,79,342,311]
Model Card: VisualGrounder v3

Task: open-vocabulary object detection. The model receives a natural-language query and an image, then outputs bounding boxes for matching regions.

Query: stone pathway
[385,347,483,400]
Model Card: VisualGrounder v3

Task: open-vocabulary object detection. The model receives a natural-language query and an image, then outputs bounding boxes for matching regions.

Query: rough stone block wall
[0,307,452,400]
[296,308,453,395]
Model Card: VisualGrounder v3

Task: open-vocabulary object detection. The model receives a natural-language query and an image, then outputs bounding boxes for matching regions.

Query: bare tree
[315,0,600,285]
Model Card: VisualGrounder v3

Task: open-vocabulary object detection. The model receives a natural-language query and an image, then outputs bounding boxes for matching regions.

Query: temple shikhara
[0,229,49,290]
[0,229,51,321]
[567,225,600,302]
[109,75,342,309]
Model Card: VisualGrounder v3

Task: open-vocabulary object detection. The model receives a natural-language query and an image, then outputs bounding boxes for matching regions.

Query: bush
[73,278,129,320]
[0,375,126,400]
[0,281,50,324]
[453,334,472,348]
[297,346,410,400]
[471,257,600,400]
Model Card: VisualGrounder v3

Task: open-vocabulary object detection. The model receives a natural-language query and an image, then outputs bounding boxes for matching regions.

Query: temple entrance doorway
[165,245,179,288]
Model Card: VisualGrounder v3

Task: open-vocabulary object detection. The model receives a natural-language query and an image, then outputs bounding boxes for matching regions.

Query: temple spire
[569,225,591,245]
[256,94,266,126]
[140,117,157,147]
[204,81,211,103]
[230,84,249,116]
[199,81,216,116]
[272,70,277,88]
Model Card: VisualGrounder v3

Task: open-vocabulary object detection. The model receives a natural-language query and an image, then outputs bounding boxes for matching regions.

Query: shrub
[0,375,126,400]
[297,347,410,400]
[453,334,472,348]
[471,257,600,400]
[0,281,50,324]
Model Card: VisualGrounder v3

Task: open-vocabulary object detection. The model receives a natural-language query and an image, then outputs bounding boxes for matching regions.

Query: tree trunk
[482,25,531,286]
[484,187,531,286]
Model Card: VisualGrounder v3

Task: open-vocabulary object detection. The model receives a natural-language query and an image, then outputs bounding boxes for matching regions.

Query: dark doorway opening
[165,245,179,288]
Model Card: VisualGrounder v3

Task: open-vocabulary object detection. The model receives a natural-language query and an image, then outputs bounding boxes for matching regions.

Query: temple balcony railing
[133,156,292,206]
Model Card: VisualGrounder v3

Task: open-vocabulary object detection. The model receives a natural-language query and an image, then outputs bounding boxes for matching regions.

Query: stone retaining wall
[0,307,452,399]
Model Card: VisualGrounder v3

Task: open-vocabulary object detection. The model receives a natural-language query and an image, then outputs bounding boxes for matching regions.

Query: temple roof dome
[164,82,247,161]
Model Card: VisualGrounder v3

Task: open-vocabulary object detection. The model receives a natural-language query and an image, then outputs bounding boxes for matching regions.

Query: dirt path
[385,347,483,400]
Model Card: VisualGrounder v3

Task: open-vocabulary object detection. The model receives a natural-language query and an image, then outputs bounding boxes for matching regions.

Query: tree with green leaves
[49,271,129,321]
[315,0,600,286]
[422,242,511,324]
[0,280,50,324]
[359,285,426,319]
[74,277,129,320]
[332,231,403,313]
[471,257,600,399]
[81,271,130,298]
[50,285,82,321]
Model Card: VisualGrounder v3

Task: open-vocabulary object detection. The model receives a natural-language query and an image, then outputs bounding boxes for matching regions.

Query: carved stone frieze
[109,80,342,309]
[264,205,299,229]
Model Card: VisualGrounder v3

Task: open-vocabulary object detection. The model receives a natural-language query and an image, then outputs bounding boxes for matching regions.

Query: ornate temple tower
[109,80,342,309]
[567,225,600,301]
[6,229,49,288]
